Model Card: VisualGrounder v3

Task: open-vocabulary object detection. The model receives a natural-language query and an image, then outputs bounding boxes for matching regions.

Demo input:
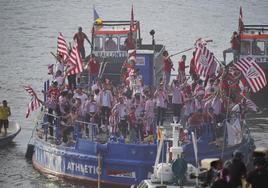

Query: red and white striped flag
[234,57,267,92]
[244,97,259,112]
[195,40,215,79]
[66,43,83,76]
[24,85,38,98]
[24,86,41,118]
[26,97,41,118]
[57,32,69,60]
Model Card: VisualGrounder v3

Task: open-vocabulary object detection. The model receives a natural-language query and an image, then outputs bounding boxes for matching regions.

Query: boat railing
[37,112,98,145]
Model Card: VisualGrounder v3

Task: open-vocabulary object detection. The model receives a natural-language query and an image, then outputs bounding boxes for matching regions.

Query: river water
[0,0,267,187]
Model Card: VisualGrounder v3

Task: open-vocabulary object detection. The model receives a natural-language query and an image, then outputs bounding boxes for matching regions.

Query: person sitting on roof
[223,31,240,63]
[105,36,117,51]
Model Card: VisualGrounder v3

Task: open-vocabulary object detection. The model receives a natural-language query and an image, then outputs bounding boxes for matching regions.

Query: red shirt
[188,112,203,127]
[231,37,239,50]
[88,58,100,74]
[128,112,136,127]
[189,57,196,74]
[178,60,186,72]
[73,32,87,48]
[48,86,60,102]
[163,58,173,73]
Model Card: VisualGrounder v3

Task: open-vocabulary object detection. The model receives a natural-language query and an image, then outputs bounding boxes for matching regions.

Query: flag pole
[169,46,195,58]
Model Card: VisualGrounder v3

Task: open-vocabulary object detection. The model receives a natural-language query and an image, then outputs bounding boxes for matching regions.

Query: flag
[24,86,41,118]
[93,5,100,21]
[130,5,134,33]
[24,85,38,98]
[48,64,54,75]
[244,97,259,112]
[93,5,102,26]
[26,97,41,118]
[66,43,83,76]
[195,39,215,79]
[238,6,244,33]
[57,32,69,60]
[234,57,267,92]
[226,118,242,146]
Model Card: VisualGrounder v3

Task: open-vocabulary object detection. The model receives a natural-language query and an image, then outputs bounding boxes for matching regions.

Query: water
[0,0,268,187]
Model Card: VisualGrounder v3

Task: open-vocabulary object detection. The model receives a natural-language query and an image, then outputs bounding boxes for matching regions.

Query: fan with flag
[234,57,267,93]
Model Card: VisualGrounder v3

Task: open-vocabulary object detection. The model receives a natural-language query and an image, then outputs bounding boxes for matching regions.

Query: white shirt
[172,86,183,104]
[154,90,167,108]
[73,93,88,105]
[101,90,113,107]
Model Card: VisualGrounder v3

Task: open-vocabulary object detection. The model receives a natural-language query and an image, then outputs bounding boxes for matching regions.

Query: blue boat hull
[32,127,254,187]
[32,138,157,187]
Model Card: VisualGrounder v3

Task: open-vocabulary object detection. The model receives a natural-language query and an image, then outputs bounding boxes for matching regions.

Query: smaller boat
[133,122,204,188]
[0,121,21,147]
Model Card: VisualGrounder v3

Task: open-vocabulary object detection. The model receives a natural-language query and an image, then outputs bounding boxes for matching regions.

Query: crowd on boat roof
[38,26,263,146]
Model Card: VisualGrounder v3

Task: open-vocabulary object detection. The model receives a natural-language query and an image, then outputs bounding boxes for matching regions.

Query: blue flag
[93,6,100,21]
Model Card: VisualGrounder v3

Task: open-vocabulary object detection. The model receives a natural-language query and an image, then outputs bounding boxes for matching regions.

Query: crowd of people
[203,149,268,188]
[44,37,259,146]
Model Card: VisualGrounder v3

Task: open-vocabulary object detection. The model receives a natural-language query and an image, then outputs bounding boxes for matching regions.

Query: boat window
[94,37,103,51]
[119,36,128,51]
[252,41,265,55]
[240,41,251,55]
[105,36,118,51]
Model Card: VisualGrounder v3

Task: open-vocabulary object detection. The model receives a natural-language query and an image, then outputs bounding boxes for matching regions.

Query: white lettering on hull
[67,162,98,175]
[96,51,127,58]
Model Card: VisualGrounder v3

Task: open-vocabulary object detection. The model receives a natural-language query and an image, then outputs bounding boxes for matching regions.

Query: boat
[79,15,165,87]
[29,109,255,187]
[0,121,21,147]
[237,8,268,104]
[27,8,256,188]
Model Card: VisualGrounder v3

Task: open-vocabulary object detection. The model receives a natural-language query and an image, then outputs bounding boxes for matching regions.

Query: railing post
[55,118,61,144]
[43,114,48,141]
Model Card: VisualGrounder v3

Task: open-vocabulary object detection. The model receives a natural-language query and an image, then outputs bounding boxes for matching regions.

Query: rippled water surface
[0,0,268,187]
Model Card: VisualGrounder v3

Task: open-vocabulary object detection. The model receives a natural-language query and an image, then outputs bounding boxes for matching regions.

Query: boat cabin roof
[93,20,139,35]
[241,24,268,39]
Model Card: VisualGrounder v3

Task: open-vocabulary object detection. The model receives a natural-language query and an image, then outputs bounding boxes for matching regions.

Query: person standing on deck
[88,54,100,88]
[162,50,174,88]
[144,94,155,136]
[73,87,88,105]
[112,96,128,138]
[189,51,198,81]
[0,100,11,136]
[73,27,91,59]
[223,31,240,63]
[154,83,168,126]
[84,94,99,124]
[171,79,183,122]
[178,55,188,84]
[100,84,113,126]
